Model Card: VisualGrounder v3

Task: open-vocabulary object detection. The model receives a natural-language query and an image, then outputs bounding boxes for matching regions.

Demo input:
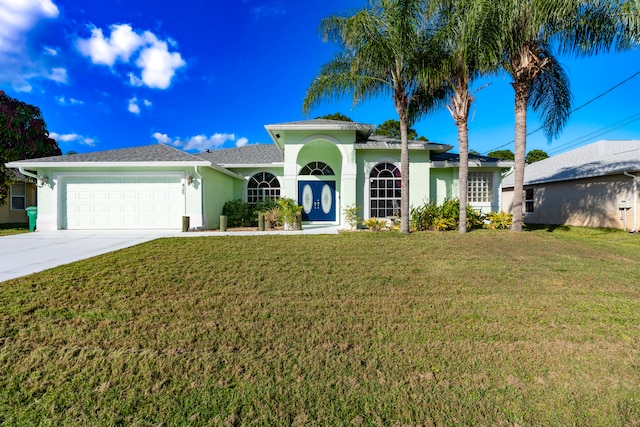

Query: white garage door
[62,175,184,230]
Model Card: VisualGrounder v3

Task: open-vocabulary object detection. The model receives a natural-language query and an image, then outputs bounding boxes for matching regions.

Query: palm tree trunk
[457,119,469,234]
[399,111,411,234]
[449,79,472,234]
[512,80,529,232]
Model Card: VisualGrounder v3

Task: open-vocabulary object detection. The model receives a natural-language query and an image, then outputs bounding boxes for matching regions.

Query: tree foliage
[374,119,418,140]
[487,149,515,160]
[303,0,450,233]
[525,149,549,163]
[0,91,61,205]
[316,112,353,122]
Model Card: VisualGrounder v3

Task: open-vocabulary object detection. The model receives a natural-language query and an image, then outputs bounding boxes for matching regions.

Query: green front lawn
[1,228,639,425]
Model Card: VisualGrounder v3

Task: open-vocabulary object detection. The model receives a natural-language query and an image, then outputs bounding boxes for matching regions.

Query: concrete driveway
[0,230,176,283]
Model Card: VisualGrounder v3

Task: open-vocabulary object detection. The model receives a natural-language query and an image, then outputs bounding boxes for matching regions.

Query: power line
[481,70,640,155]
[547,112,640,155]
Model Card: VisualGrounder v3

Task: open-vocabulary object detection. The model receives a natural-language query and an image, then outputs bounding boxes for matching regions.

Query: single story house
[501,140,640,231]
[6,119,513,231]
[0,170,37,224]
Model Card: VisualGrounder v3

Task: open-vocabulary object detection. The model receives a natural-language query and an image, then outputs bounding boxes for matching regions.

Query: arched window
[247,172,281,205]
[299,161,334,176]
[370,163,401,218]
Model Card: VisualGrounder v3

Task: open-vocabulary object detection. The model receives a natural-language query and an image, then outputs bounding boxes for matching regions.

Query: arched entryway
[296,139,342,222]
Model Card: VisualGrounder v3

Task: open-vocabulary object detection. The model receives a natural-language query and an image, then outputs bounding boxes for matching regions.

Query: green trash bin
[26,206,38,232]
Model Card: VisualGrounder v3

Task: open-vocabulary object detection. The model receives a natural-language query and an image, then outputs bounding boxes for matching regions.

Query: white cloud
[56,96,84,105]
[77,24,185,90]
[0,0,65,91]
[152,132,172,144]
[128,97,141,114]
[153,132,247,152]
[50,132,96,146]
[128,96,152,114]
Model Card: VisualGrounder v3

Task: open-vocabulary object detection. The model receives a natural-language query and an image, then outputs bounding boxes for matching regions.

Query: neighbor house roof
[502,140,640,188]
[5,144,211,168]
[196,144,283,167]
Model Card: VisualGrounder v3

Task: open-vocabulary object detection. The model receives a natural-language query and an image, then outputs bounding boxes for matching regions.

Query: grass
[0,223,29,236]
[1,227,640,425]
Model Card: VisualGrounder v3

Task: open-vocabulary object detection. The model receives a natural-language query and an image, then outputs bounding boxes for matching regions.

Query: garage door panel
[63,175,184,230]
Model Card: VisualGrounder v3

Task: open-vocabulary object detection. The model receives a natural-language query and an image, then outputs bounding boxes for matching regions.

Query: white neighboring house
[501,140,640,231]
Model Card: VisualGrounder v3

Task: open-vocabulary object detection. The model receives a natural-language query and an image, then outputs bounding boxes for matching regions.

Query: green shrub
[363,217,388,231]
[343,204,361,229]
[222,199,250,227]
[276,197,303,229]
[411,199,486,231]
[485,211,513,230]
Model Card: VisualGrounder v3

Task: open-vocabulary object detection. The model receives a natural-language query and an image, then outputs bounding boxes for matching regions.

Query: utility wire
[546,112,640,155]
[480,70,640,155]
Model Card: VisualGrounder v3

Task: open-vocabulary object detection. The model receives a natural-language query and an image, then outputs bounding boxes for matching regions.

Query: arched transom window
[299,161,335,176]
[370,162,401,218]
[247,172,281,205]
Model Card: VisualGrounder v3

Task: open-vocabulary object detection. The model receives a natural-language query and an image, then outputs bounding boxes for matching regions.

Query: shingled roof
[5,144,210,166]
[196,144,283,166]
[356,134,452,153]
[502,140,640,188]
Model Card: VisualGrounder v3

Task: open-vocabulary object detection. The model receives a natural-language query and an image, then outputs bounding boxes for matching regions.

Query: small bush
[411,199,486,231]
[222,199,250,227]
[343,204,361,229]
[485,211,513,230]
[363,217,388,231]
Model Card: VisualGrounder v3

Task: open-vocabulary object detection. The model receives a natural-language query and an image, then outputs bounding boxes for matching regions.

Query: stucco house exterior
[6,119,512,231]
[501,140,640,231]
[1,170,37,224]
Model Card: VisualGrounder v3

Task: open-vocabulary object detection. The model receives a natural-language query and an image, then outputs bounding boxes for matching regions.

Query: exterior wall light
[185,175,194,186]
[37,175,48,187]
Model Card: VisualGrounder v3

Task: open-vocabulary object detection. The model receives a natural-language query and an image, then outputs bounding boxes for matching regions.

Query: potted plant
[263,207,280,229]
[276,197,303,230]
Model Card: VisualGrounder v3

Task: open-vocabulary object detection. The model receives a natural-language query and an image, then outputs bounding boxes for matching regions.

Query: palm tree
[303,0,448,234]
[431,0,503,233]
[496,0,635,232]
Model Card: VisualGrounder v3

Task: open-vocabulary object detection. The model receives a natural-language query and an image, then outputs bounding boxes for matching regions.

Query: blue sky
[2,0,640,157]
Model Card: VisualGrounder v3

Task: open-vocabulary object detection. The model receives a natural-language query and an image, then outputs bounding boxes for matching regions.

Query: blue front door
[299,181,336,221]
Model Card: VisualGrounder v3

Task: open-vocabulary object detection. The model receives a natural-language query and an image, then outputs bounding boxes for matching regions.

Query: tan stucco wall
[0,183,36,223]
[502,174,638,230]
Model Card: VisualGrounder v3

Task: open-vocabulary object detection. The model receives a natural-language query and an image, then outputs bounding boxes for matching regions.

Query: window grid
[299,161,334,176]
[247,172,281,206]
[370,163,401,218]
[467,172,493,203]
[10,183,26,210]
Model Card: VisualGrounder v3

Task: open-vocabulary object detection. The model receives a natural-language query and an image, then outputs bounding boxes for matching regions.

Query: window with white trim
[10,183,26,210]
[525,188,534,213]
[247,172,281,206]
[299,161,334,176]
[467,172,493,203]
[370,162,401,218]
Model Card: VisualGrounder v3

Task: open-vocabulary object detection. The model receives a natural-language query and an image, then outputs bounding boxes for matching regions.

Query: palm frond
[528,47,572,140]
